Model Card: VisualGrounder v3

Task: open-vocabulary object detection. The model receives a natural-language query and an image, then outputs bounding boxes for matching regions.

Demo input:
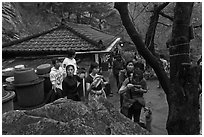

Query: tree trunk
[115,2,200,134]
[166,2,200,134]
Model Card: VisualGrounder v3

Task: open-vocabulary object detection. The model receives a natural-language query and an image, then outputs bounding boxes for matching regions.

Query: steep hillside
[2,2,59,43]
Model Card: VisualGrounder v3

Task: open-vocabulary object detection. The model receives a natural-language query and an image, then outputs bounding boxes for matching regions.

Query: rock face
[2,98,149,135]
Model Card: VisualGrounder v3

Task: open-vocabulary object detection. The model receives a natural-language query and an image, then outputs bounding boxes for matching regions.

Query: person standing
[118,60,135,107]
[62,64,82,101]
[46,58,64,102]
[86,62,107,101]
[112,55,125,90]
[62,49,77,75]
[119,66,147,123]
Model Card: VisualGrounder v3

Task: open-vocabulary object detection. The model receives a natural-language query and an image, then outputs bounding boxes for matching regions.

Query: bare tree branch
[129,2,150,26]
[114,2,170,95]
[132,3,138,17]
[113,27,125,37]
[105,22,123,28]
[156,2,170,12]
[133,2,150,21]
[145,10,153,12]
[159,11,174,21]
[193,24,202,28]
[129,9,136,26]
[158,21,172,27]
[145,2,169,54]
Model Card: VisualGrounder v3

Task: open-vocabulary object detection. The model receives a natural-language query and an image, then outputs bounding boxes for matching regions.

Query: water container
[15,78,44,107]
[2,87,15,113]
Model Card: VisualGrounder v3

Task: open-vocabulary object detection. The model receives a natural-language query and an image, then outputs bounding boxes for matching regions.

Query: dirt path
[104,69,168,135]
[143,80,168,134]
[106,69,202,135]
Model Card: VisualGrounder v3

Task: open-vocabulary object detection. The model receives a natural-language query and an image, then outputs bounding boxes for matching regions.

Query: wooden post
[95,54,99,63]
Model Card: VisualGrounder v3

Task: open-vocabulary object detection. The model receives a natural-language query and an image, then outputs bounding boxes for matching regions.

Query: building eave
[76,37,121,54]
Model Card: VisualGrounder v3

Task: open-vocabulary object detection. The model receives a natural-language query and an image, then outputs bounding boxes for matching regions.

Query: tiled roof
[2,22,119,58]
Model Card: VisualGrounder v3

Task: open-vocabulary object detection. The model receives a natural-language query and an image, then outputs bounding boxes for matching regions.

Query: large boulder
[2,98,149,135]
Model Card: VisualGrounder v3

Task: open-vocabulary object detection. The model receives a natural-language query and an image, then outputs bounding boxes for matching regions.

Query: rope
[170,53,190,57]
[170,43,190,49]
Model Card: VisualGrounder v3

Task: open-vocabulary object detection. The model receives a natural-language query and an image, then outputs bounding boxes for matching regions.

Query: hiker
[86,62,107,101]
[62,49,77,75]
[112,54,125,90]
[119,60,147,123]
[62,64,82,101]
[118,60,135,107]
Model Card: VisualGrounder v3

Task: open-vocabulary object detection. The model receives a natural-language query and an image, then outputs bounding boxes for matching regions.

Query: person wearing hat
[62,49,77,75]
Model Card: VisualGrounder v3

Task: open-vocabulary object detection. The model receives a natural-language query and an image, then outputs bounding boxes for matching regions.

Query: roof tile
[3,22,119,57]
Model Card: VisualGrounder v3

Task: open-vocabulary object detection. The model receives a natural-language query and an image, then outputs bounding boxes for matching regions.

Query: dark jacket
[62,75,82,99]
[113,59,125,75]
